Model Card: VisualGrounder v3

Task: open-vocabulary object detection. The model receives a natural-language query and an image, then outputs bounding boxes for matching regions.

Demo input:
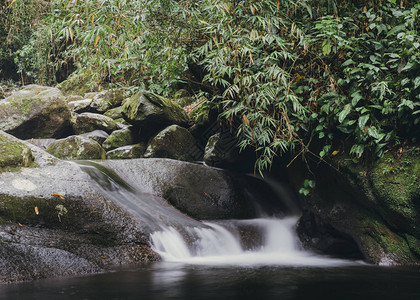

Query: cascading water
[79,161,361,267]
[150,217,358,266]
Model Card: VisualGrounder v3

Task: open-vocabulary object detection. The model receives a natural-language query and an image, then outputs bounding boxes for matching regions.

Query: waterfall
[151,217,358,266]
[79,161,360,267]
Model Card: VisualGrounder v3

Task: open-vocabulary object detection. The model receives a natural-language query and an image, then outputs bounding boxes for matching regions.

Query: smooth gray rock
[26,138,56,150]
[79,130,109,145]
[106,144,146,159]
[68,99,92,113]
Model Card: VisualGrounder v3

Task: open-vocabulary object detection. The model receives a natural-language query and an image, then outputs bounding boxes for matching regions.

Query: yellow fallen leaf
[34,206,39,215]
[331,150,340,156]
[51,193,65,199]
[18,222,24,227]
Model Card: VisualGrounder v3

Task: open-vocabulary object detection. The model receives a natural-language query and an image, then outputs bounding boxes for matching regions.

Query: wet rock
[0,85,71,139]
[102,127,135,151]
[72,112,121,134]
[0,145,158,283]
[203,132,238,167]
[79,130,109,145]
[121,91,189,139]
[102,159,260,220]
[106,144,146,159]
[290,148,420,265]
[46,135,106,160]
[90,90,125,113]
[0,132,35,171]
[144,125,198,162]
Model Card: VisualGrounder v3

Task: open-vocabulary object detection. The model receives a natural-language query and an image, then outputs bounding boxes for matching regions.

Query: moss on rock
[121,91,189,140]
[46,135,106,160]
[0,134,36,172]
[144,125,198,161]
[56,72,99,96]
[102,128,135,151]
[0,85,72,139]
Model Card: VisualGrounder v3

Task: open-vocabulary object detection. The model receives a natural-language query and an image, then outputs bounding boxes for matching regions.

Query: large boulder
[290,148,420,265]
[0,132,35,171]
[0,134,158,283]
[0,85,71,139]
[46,135,106,160]
[72,112,120,134]
[121,91,189,139]
[144,125,198,162]
[0,133,282,282]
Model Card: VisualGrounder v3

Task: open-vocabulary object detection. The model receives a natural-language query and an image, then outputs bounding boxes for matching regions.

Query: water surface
[1,263,418,300]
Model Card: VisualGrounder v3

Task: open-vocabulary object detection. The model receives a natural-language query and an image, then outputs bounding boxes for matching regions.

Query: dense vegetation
[1,0,419,172]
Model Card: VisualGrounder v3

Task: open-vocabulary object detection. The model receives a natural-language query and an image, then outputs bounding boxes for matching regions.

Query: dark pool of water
[0,263,419,300]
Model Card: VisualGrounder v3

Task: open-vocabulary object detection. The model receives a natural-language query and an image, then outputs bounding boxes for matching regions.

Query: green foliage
[1,0,419,171]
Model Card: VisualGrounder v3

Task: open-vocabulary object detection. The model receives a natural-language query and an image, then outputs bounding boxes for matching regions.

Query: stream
[1,161,419,299]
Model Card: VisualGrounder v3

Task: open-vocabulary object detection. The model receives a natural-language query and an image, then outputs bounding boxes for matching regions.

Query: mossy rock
[46,135,106,160]
[121,91,190,140]
[0,133,36,172]
[104,106,123,120]
[72,112,120,134]
[144,125,198,162]
[0,85,72,139]
[291,148,420,265]
[102,128,135,151]
[369,150,419,235]
[90,90,126,113]
[56,72,99,96]
[106,144,146,159]
[188,100,215,127]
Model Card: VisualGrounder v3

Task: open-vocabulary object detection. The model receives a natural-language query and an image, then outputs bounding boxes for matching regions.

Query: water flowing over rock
[144,125,198,162]
[0,85,71,139]
[46,135,106,160]
[72,112,121,134]
[0,132,283,282]
[121,91,189,139]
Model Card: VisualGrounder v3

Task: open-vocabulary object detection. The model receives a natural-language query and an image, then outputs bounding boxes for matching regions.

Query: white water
[151,217,360,267]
